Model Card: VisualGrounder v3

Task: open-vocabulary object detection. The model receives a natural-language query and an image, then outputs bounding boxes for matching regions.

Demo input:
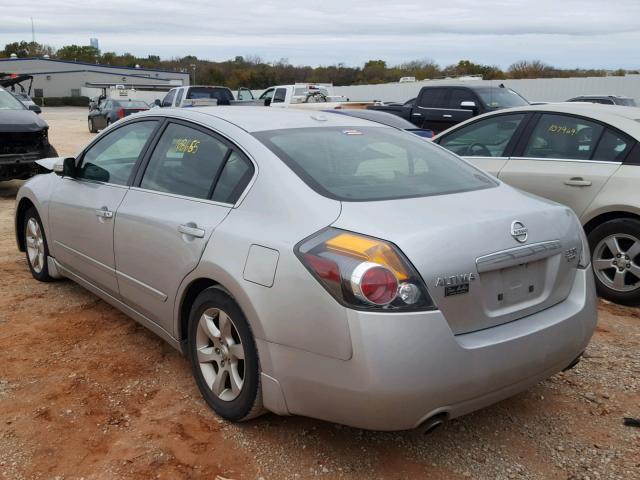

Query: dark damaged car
[0,86,57,182]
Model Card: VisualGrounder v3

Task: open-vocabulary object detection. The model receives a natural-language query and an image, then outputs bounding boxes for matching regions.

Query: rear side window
[211,151,254,203]
[140,123,229,199]
[273,88,287,103]
[254,127,496,201]
[417,88,447,108]
[593,129,633,162]
[439,114,525,157]
[523,114,604,160]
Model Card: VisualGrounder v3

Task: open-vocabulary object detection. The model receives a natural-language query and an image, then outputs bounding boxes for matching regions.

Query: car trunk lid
[332,184,582,335]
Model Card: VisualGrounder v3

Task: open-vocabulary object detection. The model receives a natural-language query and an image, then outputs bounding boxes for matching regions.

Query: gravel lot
[0,107,638,480]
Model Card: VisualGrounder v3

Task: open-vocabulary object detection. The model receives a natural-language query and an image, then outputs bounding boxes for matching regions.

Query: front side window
[140,123,230,199]
[254,127,496,201]
[448,89,477,109]
[162,89,176,107]
[78,121,157,185]
[0,89,26,110]
[259,88,274,100]
[523,114,604,160]
[439,114,526,157]
[174,89,184,106]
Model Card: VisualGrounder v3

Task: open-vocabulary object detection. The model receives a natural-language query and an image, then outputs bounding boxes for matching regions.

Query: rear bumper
[260,268,597,430]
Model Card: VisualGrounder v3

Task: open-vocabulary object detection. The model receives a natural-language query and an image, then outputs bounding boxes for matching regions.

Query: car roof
[435,103,640,140]
[571,95,632,99]
[139,106,389,132]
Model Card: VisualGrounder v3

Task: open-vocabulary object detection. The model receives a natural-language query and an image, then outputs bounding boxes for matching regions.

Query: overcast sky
[1,0,639,69]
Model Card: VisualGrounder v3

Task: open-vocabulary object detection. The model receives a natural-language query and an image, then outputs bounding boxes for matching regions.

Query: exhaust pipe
[415,412,448,435]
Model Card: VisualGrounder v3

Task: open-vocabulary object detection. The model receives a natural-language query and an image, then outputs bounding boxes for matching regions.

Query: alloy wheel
[25,218,45,274]
[593,233,640,292]
[195,308,245,401]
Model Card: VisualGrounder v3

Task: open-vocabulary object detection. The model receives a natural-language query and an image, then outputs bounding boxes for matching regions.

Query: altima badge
[436,273,477,297]
[511,220,528,243]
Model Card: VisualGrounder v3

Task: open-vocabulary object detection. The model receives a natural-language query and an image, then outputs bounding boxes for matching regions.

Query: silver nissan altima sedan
[15,107,597,431]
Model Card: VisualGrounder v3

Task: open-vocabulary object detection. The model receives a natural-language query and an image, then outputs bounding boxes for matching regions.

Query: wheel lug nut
[617,253,621,258]
[627,263,631,268]
[613,260,617,265]
[619,267,624,272]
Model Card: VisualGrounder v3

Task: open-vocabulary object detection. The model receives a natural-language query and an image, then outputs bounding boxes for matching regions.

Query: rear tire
[588,218,640,306]
[187,288,263,421]
[88,118,97,133]
[23,207,54,282]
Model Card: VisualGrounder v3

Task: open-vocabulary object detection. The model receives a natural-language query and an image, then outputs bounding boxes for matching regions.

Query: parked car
[15,107,595,431]
[0,73,41,113]
[368,84,529,134]
[434,103,640,306]
[325,108,433,138]
[88,99,149,132]
[566,95,637,107]
[0,86,57,181]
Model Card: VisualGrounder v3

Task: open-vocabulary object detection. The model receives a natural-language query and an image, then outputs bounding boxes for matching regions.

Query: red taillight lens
[117,107,125,119]
[296,228,434,311]
[352,262,398,305]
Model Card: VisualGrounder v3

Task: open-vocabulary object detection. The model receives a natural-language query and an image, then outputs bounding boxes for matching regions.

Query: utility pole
[31,17,35,43]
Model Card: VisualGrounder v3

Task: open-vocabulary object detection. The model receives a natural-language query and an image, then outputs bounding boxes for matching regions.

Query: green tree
[56,45,100,63]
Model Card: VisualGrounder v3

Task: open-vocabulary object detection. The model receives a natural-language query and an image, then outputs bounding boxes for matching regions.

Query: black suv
[368,84,529,134]
[0,87,57,182]
[566,95,637,107]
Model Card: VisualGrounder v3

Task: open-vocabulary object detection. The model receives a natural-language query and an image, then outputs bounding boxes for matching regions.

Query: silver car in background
[15,107,596,431]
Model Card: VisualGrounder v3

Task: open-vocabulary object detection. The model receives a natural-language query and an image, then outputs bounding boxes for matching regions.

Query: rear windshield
[617,97,637,107]
[254,127,496,201]
[115,100,149,108]
[476,88,529,109]
[186,87,234,104]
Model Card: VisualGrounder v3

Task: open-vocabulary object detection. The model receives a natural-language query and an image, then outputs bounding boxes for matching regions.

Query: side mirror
[154,99,161,106]
[53,157,76,177]
[460,101,477,111]
[28,104,42,114]
[264,97,272,107]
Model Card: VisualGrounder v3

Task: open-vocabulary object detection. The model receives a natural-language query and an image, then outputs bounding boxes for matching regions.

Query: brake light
[296,228,434,311]
[118,107,125,119]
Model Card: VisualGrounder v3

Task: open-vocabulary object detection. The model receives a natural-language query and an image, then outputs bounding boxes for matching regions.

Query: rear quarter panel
[581,164,640,224]
[173,124,351,363]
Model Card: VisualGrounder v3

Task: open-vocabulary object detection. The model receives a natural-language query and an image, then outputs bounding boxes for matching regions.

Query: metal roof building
[0,57,190,97]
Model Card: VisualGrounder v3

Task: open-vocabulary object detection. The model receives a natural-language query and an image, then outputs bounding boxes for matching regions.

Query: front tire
[23,207,54,282]
[187,288,263,421]
[88,118,97,133]
[588,218,640,306]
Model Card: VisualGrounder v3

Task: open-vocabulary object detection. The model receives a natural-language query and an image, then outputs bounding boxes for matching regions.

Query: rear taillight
[117,107,125,119]
[296,228,435,311]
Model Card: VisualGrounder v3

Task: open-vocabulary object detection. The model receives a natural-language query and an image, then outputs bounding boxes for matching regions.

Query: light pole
[190,63,197,85]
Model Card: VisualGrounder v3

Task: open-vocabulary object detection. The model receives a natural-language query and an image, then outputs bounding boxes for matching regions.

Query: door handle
[412,112,422,116]
[95,207,114,218]
[178,224,205,238]
[442,114,453,118]
[564,177,592,187]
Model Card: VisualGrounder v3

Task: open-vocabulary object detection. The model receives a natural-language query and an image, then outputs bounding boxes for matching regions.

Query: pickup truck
[367,84,529,133]
[158,86,236,108]
[241,84,373,110]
